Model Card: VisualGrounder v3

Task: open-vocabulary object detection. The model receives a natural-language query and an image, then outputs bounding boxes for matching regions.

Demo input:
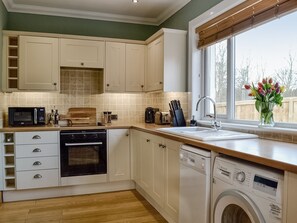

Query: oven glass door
[61,141,107,177]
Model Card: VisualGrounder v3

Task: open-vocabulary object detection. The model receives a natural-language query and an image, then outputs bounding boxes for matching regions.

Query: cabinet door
[164,139,181,221]
[126,44,145,92]
[60,39,105,68]
[139,132,154,193]
[19,36,59,91]
[285,171,297,223]
[108,129,130,182]
[105,42,126,92]
[151,135,165,207]
[146,36,164,92]
[131,130,140,183]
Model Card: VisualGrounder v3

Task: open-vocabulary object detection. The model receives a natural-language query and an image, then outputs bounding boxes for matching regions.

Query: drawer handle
[33,174,42,179]
[33,148,41,153]
[146,139,150,142]
[32,135,41,140]
[33,161,42,166]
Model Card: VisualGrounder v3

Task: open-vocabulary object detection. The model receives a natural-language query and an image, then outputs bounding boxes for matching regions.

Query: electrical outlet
[111,114,118,120]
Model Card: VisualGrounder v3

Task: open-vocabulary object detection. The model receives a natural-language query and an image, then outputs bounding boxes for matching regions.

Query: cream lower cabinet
[15,131,59,190]
[132,130,181,222]
[60,38,105,68]
[284,171,297,223]
[19,36,59,91]
[108,129,130,182]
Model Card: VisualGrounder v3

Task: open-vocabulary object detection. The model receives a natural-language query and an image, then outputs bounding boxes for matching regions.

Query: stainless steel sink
[157,127,258,141]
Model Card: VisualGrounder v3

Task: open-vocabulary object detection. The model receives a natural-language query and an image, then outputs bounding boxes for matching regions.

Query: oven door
[60,141,107,177]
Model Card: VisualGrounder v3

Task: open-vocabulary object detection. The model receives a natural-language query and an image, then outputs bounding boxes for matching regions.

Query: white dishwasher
[179,145,211,223]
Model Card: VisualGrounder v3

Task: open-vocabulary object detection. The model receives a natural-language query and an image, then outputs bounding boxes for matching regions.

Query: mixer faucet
[196,96,221,130]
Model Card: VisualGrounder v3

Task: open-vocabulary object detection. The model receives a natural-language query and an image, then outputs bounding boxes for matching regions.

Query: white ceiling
[2,0,191,25]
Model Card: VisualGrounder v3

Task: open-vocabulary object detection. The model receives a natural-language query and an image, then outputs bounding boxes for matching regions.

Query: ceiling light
[132,0,139,3]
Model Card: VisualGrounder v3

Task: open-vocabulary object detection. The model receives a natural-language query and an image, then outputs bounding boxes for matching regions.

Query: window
[202,10,297,126]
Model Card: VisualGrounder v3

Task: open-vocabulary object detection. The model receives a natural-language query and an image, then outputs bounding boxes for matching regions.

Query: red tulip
[244,84,251,90]
[268,78,273,84]
[275,82,279,88]
[262,78,267,84]
[258,82,263,88]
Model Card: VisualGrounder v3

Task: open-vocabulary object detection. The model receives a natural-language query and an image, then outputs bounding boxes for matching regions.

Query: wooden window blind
[196,0,297,49]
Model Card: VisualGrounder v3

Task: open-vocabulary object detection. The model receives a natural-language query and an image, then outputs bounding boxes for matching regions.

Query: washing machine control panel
[235,171,246,182]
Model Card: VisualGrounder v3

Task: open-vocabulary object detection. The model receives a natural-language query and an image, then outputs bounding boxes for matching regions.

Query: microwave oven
[8,107,46,126]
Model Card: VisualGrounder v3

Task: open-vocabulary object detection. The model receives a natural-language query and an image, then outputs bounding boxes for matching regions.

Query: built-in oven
[60,129,107,186]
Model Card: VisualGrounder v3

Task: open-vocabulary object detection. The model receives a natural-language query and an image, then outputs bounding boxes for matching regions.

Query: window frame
[189,0,297,129]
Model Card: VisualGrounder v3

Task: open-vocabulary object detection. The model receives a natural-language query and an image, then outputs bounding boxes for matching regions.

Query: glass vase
[258,102,275,127]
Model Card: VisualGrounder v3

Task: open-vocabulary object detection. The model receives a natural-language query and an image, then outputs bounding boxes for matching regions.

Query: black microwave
[8,107,46,126]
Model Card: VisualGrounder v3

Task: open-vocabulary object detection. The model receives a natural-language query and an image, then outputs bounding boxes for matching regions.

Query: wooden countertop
[2,123,297,173]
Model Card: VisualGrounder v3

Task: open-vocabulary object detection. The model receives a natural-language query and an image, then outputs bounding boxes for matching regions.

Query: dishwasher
[179,145,211,223]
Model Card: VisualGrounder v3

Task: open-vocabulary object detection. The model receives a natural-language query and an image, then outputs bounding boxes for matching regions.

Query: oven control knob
[236,171,246,183]
[71,134,75,139]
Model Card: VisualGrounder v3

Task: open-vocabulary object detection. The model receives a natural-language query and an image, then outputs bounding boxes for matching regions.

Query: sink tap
[196,96,221,130]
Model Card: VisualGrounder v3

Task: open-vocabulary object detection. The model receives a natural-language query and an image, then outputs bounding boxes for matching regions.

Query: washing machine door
[214,190,265,223]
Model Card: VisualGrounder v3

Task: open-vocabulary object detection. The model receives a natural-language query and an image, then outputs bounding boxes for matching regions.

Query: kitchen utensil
[67,107,96,126]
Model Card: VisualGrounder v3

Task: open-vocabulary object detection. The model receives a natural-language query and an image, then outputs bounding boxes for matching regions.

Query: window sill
[196,120,297,143]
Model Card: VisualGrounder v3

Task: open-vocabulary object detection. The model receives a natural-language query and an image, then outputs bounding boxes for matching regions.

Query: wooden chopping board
[67,107,96,126]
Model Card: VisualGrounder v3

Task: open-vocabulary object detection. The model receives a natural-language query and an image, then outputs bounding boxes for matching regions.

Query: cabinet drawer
[16,144,58,158]
[16,157,58,171]
[15,131,58,144]
[16,169,59,189]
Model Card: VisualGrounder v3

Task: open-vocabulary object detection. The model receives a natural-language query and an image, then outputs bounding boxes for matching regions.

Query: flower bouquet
[244,78,285,127]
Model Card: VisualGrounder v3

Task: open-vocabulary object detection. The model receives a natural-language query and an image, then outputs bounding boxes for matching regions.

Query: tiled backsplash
[0,69,189,125]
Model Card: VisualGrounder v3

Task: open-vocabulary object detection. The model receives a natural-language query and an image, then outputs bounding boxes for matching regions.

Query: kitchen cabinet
[105,42,126,92]
[146,29,187,92]
[0,133,16,190]
[105,42,145,92]
[1,35,19,91]
[19,36,59,91]
[284,171,297,223]
[108,129,130,182]
[15,131,59,190]
[126,44,145,92]
[60,38,105,68]
[133,130,180,222]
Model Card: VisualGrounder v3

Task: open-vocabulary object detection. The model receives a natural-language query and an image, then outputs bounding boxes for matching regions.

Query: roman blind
[196,0,297,49]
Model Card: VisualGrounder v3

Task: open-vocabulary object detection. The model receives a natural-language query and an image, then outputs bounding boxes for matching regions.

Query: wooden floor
[0,190,168,223]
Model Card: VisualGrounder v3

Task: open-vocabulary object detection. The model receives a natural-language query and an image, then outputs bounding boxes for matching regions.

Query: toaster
[155,112,171,125]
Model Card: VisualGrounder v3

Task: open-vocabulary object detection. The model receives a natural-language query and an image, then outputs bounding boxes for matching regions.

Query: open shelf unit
[7,36,19,89]
[2,133,16,190]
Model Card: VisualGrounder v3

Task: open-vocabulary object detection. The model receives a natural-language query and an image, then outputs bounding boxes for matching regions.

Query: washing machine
[212,156,283,223]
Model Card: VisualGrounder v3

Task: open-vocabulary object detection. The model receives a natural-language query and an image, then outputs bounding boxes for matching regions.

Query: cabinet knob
[33,148,41,153]
[53,82,57,86]
[33,161,42,166]
[146,139,150,142]
[162,145,166,149]
[159,143,163,148]
[107,84,110,87]
[81,62,84,66]
[32,135,41,140]
[159,81,163,84]
[141,85,144,88]
[33,174,42,179]
[126,133,129,137]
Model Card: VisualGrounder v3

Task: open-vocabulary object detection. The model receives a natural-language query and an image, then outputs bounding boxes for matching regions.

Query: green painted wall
[0,1,8,86]
[7,13,158,40]
[159,0,223,30]
[6,0,223,40]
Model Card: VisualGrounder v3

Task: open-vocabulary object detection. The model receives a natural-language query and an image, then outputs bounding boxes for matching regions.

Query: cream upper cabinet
[60,38,105,68]
[126,44,145,92]
[105,42,126,92]
[146,29,187,92]
[19,36,59,91]
[146,37,164,92]
[108,129,130,182]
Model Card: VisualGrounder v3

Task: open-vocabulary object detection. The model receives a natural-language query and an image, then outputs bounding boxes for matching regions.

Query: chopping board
[66,107,96,126]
